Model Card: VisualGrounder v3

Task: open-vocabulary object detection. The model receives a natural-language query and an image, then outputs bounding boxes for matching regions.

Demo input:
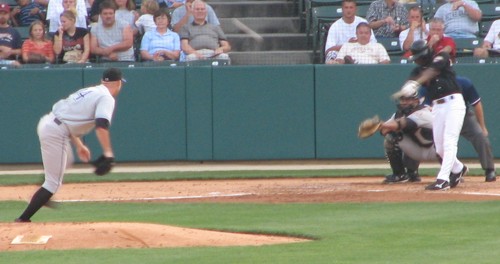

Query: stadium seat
[479,20,494,38]
[305,0,343,38]
[376,37,404,56]
[311,5,343,54]
[478,3,500,20]
[13,27,30,41]
[454,37,482,57]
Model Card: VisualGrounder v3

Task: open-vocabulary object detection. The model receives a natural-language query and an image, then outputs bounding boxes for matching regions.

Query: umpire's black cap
[102,68,126,83]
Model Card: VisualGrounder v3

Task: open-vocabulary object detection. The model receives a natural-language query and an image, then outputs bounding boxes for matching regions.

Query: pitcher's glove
[92,155,115,176]
[358,115,383,139]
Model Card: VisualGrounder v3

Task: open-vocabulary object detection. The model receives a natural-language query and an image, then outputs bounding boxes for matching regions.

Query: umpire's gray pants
[460,109,495,171]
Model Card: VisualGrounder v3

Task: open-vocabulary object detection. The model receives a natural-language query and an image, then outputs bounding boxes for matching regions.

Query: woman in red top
[21,20,55,64]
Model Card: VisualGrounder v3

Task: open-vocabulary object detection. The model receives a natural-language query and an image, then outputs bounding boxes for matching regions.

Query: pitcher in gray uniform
[15,68,125,222]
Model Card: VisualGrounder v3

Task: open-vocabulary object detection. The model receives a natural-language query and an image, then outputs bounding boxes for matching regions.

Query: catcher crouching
[15,68,124,223]
[378,85,437,184]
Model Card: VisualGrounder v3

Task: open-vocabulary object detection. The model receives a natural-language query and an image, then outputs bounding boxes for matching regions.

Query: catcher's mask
[395,84,420,115]
[410,40,432,65]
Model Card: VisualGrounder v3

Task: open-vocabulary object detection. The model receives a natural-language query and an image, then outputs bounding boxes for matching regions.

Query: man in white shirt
[324,0,376,63]
[330,22,390,64]
[399,6,429,58]
[473,19,500,58]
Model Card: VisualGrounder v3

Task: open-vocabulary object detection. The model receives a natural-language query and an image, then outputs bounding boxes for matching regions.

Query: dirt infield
[1,175,499,251]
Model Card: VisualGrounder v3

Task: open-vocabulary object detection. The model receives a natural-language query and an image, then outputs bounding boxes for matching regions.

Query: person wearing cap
[15,68,125,223]
[401,39,467,191]
[379,85,435,183]
[0,3,22,66]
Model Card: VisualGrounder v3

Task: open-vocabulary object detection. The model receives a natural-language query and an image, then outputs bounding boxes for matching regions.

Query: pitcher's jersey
[52,84,115,136]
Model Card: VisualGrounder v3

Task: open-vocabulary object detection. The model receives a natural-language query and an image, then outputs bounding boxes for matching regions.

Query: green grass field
[1,169,499,264]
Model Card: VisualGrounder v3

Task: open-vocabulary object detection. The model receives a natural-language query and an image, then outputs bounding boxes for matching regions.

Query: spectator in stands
[135,0,159,34]
[330,22,390,64]
[425,17,457,61]
[473,19,500,58]
[433,0,482,39]
[22,20,55,63]
[366,0,409,38]
[53,10,90,63]
[90,0,134,61]
[157,0,184,10]
[324,0,376,63]
[47,0,87,35]
[11,0,46,27]
[114,0,139,35]
[399,6,428,58]
[179,0,229,62]
[0,3,21,66]
[171,0,219,33]
[140,9,180,61]
[89,0,104,22]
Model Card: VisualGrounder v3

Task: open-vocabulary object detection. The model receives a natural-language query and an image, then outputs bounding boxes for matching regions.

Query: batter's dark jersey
[409,52,461,101]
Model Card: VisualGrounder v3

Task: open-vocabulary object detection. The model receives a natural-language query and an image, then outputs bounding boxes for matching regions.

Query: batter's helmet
[410,40,430,61]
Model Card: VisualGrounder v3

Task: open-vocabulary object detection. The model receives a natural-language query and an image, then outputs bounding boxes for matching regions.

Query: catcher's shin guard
[384,134,405,175]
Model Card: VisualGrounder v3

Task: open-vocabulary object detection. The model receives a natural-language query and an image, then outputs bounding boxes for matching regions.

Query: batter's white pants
[432,94,466,182]
[37,113,74,194]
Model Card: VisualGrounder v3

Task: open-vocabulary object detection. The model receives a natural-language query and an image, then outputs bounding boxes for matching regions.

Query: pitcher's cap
[102,68,126,82]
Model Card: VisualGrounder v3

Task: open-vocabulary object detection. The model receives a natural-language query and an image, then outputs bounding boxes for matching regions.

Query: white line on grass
[53,193,253,203]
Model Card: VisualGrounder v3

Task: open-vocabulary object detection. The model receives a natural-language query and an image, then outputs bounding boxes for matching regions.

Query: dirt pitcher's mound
[0,222,309,251]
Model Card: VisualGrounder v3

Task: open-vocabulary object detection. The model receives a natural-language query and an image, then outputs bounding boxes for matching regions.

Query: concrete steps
[220,17,301,34]
[211,0,313,65]
[229,51,314,65]
[226,33,308,51]
[210,1,296,17]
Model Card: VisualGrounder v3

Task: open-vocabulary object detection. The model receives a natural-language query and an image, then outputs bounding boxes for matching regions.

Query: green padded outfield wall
[0,68,82,163]
[211,65,316,160]
[82,66,188,161]
[0,64,498,163]
[315,64,413,159]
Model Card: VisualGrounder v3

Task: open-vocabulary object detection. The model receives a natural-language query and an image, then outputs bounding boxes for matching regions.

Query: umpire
[15,68,124,222]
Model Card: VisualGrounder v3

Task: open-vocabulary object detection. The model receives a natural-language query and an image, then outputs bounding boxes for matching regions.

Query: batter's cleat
[14,218,31,223]
[450,165,468,188]
[407,171,421,182]
[425,179,450,191]
[485,169,496,182]
[383,173,409,184]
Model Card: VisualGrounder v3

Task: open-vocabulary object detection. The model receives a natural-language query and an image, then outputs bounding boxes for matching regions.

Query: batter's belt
[433,93,459,105]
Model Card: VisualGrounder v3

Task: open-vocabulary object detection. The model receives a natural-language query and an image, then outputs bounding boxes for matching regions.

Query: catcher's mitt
[358,115,383,139]
[92,155,115,176]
